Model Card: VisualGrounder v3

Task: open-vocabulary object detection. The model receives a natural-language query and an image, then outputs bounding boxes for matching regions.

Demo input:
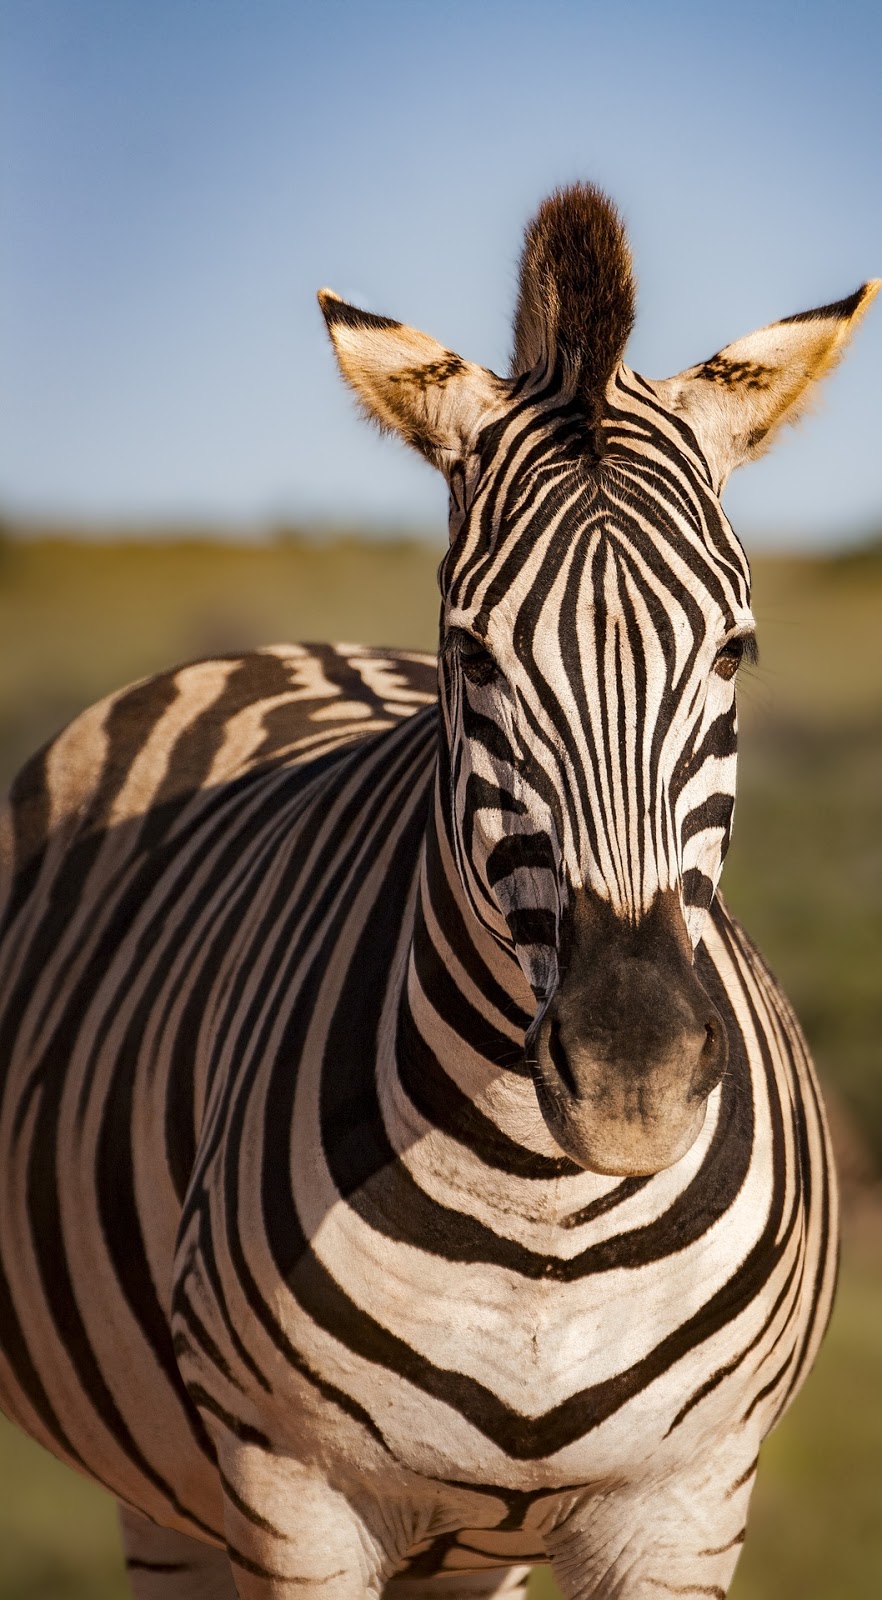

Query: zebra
[0,184,876,1600]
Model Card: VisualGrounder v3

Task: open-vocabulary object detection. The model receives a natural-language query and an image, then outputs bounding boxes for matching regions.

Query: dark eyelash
[719,633,759,663]
[714,631,758,680]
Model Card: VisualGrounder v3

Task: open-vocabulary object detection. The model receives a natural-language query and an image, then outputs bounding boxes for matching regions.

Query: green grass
[0,1422,126,1599]
[0,529,880,1596]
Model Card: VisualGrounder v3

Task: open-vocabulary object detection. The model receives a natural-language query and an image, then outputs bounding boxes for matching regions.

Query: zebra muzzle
[528,890,728,1176]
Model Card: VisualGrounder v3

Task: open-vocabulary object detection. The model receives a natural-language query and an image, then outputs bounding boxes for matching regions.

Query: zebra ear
[318,290,504,474]
[654,281,880,490]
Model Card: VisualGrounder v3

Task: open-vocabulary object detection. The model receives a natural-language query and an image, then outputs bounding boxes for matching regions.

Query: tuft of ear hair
[512,182,636,420]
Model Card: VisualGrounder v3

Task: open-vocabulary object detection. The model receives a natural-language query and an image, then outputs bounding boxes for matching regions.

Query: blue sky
[1,0,880,546]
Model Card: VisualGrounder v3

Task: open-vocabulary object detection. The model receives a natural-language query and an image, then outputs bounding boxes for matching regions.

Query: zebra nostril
[697,1015,727,1094]
[548,1019,579,1097]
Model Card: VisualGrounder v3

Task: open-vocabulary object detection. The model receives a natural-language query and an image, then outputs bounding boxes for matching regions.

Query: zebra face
[439,426,755,959]
[436,431,750,1173]
[320,183,878,1174]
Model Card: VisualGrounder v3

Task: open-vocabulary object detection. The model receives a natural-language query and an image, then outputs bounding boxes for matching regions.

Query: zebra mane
[512,182,635,422]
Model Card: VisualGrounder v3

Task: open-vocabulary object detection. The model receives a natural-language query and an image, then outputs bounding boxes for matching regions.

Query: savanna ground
[0,529,879,1599]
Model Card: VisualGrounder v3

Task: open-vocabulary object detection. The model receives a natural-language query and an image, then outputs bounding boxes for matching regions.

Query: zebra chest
[183,1160,770,1494]
[177,1059,790,1495]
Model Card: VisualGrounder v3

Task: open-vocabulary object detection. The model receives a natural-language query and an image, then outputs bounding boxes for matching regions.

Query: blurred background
[0,2,880,1597]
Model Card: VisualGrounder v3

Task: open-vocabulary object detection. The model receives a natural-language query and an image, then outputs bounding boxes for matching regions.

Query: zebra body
[0,187,876,1598]
[0,642,832,1592]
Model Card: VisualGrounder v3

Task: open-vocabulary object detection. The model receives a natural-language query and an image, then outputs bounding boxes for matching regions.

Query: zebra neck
[388,776,572,1169]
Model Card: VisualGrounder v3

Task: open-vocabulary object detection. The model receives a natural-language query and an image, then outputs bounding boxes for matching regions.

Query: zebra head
[320,184,878,1177]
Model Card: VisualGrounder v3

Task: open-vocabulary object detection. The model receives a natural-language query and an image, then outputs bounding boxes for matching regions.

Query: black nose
[531,889,733,1177]
[530,891,729,1174]
[538,886,728,1107]
[547,957,727,1101]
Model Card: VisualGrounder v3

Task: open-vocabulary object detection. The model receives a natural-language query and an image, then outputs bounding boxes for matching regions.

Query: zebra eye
[714,632,758,681]
[452,630,500,688]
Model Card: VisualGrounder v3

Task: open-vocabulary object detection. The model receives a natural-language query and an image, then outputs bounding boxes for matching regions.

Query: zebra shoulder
[0,642,438,913]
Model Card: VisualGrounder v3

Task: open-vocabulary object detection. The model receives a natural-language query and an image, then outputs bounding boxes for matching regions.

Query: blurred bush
[0,528,879,1599]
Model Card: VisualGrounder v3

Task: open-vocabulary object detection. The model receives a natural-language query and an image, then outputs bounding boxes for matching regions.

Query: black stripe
[319,295,400,333]
[127,1560,190,1574]
[780,286,866,324]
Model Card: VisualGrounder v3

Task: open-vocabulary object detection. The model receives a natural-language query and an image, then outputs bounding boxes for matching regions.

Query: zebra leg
[543,1457,756,1599]
[217,1441,393,1599]
[119,1505,238,1600]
